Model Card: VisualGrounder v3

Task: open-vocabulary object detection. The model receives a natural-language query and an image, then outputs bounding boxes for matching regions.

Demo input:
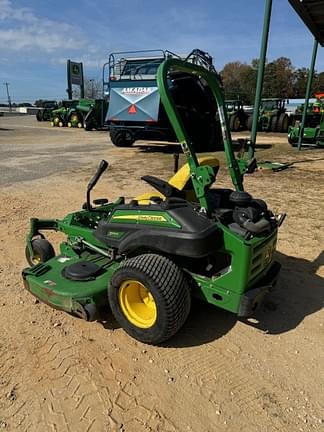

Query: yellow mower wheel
[119,280,157,328]
[109,254,191,344]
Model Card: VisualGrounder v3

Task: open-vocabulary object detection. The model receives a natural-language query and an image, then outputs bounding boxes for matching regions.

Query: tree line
[220,57,324,104]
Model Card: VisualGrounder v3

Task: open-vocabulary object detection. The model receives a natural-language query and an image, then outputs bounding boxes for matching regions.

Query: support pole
[3,82,12,112]
[297,38,318,150]
[249,0,272,160]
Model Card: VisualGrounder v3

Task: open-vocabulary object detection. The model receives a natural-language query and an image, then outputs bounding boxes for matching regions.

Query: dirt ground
[0,116,323,432]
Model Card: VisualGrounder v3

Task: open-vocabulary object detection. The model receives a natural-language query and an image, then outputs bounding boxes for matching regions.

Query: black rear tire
[277,113,289,132]
[109,254,191,344]
[247,115,253,131]
[36,110,43,121]
[271,115,278,132]
[110,129,135,147]
[229,114,241,132]
[25,239,55,266]
[84,121,94,131]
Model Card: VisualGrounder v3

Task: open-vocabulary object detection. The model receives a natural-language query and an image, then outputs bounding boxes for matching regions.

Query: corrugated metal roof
[289,0,324,46]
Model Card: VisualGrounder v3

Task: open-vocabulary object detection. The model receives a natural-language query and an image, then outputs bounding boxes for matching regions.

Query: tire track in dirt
[1,333,178,432]
[158,345,296,432]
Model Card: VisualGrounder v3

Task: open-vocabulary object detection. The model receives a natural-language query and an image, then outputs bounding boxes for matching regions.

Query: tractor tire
[68,113,81,128]
[110,129,135,147]
[84,111,96,131]
[36,110,43,121]
[53,117,60,127]
[58,121,64,127]
[277,113,289,133]
[108,254,191,344]
[67,122,72,128]
[84,121,94,131]
[229,114,241,132]
[25,239,55,266]
[247,115,253,131]
[271,116,278,132]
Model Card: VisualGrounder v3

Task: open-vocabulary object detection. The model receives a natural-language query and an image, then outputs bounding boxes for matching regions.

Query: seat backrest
[135,156,219,204]
[169,156,219,191]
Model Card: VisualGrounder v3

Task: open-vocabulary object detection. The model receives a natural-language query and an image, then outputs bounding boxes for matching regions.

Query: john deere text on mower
[23,58,285,345]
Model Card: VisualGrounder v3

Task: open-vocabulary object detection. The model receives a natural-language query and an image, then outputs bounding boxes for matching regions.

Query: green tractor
[23,59,285,345]
[50,99,108,129]
[225,100,248,132]
[36,100,58,122]
[77,98,109,131]
[50,100,80,127]
[247,98,290,133]
[288,93,324,147]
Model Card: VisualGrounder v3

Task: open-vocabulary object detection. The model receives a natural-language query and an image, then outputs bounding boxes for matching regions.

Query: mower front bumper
[238,261,281,317]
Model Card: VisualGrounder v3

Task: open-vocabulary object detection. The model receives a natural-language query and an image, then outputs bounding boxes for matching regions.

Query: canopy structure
[288,0,323,149]
[248,0,323,157]
[288,0,324,46]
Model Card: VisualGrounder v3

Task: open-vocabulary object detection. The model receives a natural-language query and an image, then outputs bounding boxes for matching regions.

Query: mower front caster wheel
[109,254,191,344]
[25,239,55,266]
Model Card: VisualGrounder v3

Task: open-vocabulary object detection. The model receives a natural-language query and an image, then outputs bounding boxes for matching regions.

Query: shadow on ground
[98,250,323,347]
[134,141,273,154]
[244,250,324,334]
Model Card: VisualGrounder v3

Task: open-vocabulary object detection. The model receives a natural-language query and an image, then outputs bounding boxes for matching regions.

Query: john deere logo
[113,214,167,223]
[72,64,80,75]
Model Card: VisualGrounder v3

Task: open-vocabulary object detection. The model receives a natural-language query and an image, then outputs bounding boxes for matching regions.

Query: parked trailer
[104,49,223,151]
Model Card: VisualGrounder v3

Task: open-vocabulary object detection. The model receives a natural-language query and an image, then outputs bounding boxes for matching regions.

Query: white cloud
[0,0,90,54]
[56,56,107,70]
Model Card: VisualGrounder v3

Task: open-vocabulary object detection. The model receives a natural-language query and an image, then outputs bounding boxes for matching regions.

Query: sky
[0,0,323,103]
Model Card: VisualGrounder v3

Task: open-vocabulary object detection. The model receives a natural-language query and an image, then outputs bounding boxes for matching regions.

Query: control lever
[86,160,109,211]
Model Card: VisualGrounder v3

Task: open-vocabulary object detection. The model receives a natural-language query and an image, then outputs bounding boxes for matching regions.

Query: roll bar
[156,59,244,212]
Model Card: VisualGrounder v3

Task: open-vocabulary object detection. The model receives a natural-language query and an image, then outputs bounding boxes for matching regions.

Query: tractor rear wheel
[36,110,43,121]
[229,114,241,132]
[25,239,55,266]
[277,113,289,132]
[271,115,278,132]
[110,129,135,147]
[247,115,253,131]
[109,254,191,344]
[84,121,94,131]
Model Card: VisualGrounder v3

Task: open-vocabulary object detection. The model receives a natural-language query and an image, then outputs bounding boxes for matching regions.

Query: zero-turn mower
[23,58,285,344]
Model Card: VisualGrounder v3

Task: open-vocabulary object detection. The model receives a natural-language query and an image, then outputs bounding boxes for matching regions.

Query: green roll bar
[156,59,244,212]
